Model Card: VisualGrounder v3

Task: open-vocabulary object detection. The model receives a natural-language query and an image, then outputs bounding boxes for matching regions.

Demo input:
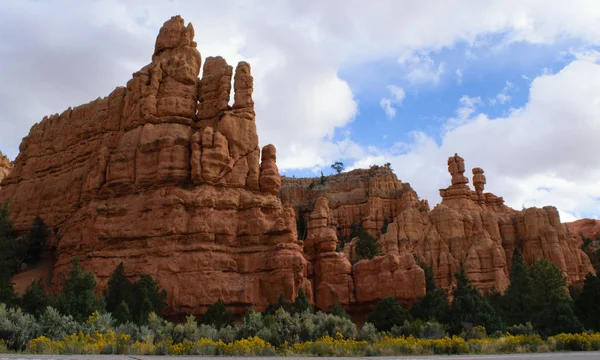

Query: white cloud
[1,1,600,219]
[456,95,482,120]
[380,85,405,119]
[350,59,600,219]
[456,69,464,85]
[490,80,515,105]
[399,53,445,85]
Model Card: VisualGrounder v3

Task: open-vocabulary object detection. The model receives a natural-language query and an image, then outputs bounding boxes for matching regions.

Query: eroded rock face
[283,156,594,308]
[0,15,309,317]
[566,218,600,242]
[0,15,593,318]
[0,152,11,189]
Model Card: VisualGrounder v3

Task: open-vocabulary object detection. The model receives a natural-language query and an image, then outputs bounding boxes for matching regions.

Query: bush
[236,310,264,340]
[355,226,381,260]
[38,307,79,341]
[129,274,166,325]
[263,293,292,316]
[293,288,313,314]
[21,280,52,318]
[55,258,104,323]
[331,301,349,319]
[23,216,49,265]
[357,322,379,343]
[392,320,447,339]
[506,322,537,336]
[0,303,41,350]
[367,297,412,332]
[201,298,233,329]
[299,311,358,341]
[263,307,301,346]
[550,333,600,351]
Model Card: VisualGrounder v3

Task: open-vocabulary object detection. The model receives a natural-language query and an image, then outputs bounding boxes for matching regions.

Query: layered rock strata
[0,15,594,318]
[0,16,310,316]
[566,219,600,241]
[283,155,594,308]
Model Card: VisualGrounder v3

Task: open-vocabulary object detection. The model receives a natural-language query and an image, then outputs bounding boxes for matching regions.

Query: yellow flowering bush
[22,328,600,356]
[222,336,275,356]
[468,334,543,354]
[26,336,53,354]
[550,333,600,351]
[0,339,8,353]
[374,335,468,355]
[287,333,370,356]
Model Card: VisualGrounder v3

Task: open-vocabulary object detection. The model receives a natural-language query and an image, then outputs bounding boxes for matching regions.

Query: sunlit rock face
[0,15,593,319]
[0,16,310,317]
[282,155,594,313]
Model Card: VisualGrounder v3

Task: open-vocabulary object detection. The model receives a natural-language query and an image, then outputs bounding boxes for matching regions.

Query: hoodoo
[0,16,594,319]
[0,16,310,317]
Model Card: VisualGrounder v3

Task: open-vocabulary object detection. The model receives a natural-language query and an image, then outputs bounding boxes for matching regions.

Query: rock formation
[283,155,594,306]
[0,16,310,317]
[566,218,600,241]
[0,16,594,319]
[0,151,11,189]
[566,218,600,255]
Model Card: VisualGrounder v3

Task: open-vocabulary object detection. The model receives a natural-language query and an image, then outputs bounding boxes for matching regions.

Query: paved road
[2,353,600,360]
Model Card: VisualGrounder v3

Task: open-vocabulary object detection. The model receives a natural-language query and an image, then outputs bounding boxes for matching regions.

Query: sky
[0,0,599,221]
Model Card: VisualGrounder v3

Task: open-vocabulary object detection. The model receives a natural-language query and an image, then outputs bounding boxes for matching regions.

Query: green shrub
[357,322,379,342]
[38,306,79,341]
[21,280,52,318]
[392,320,447,339]
[299,311,358,341]
[293,288,313,314]
[506,322,537,336]
[236,310,264,340]
[331,301,349,319]
[367,297,412,332]
[201,298,233,329]
[55,258,104,323]
[0,303,41,350]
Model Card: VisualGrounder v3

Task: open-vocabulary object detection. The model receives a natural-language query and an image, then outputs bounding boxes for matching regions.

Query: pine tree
[0,203,18,305]
[448,268,503,335]
[113,301,133,325]
[529,259,583,336]
[55,258,104,322]
[24,216,49,265]
[293,288,313,314]
[0,202,21,277]
[366,296,412,331]
[129,274,166,325]
[201,298,233,329]
[381,217,389,235]
[20,279,51,317]
[263,293,292,316]
[501,249,533,326]
[355,226,380,260]
[574,273,600,331]
[410,265,450,323]
[331,301,349,319]
[105,262,133,315]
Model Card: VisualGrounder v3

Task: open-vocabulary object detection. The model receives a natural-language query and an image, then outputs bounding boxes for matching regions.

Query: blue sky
[0,0,599,221]
[284,39,580,175]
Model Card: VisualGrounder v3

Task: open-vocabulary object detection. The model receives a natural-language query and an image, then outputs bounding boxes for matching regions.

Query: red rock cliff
[0,152,11,190]
[282,155,594,311]
[566,219,600,241]
[0,16,310,317]
[0,16,593,319]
